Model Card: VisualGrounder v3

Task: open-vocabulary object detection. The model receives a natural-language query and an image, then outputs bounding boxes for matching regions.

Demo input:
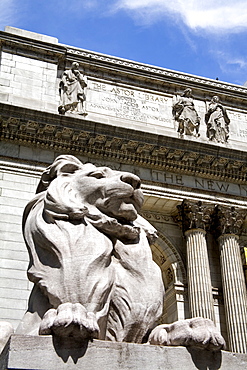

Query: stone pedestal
[1,335,247,370]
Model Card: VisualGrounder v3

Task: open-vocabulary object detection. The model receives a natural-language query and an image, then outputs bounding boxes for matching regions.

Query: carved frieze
[121,141,139,151]
[56,127,73,140]
[88,135,106,146]
[6,117,20,132]
[141,211,173,224]
[75,131,90,144]
[39,124,56,136]
[166,150,184,160]
[1,108,247,185]
[20,120,39,134]
[197,155,214,166]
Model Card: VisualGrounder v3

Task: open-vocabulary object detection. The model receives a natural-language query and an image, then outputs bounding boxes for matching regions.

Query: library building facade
[0,26,247,368]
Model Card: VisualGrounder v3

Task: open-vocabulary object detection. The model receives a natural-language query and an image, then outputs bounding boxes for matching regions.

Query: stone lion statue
[17,155,225,350]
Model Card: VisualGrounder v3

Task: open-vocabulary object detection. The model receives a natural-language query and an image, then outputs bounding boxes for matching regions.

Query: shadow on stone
[52,336,89,364]
[187,347,222,370]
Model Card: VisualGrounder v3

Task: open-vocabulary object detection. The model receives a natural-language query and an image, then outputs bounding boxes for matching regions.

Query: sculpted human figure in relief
[17,155,225,350]
[173,88,200,137]
[58,62,87,115]
[205,96,230,143]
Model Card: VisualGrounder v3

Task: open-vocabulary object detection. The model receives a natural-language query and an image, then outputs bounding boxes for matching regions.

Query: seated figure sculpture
[17,155,225,350]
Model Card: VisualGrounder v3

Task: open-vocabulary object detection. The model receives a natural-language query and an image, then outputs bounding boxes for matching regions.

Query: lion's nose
[120,173,141,190]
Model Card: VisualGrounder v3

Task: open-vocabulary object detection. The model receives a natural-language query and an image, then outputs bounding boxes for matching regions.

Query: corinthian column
[213,206,247,354]
[178,200,215,322]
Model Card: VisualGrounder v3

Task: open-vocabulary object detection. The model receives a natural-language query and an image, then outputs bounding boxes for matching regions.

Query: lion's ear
[36,155,83,194]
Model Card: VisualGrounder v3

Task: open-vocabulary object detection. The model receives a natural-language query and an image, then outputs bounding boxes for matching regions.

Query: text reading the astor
[88,81,173,126]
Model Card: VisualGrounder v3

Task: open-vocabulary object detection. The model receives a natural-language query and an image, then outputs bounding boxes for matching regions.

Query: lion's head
[33,155,156,242]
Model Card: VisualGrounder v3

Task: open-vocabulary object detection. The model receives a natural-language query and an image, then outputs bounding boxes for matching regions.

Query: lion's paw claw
[148,318,225,351]
[39,303,99,339]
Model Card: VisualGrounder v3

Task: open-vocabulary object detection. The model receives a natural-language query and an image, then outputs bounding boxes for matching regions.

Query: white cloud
[113,0,247,33]
[215,51,247,73]
[0,0,19,30]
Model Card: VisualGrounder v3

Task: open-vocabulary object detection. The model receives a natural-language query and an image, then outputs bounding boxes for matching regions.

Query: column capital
[212,205,246,239]
[177,200,213,234]
[184,228,206,238]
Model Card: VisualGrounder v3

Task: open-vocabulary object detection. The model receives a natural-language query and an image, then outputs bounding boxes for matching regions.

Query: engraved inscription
[149,169,246,197]
[87,81,173,127]
[228,111,247,139]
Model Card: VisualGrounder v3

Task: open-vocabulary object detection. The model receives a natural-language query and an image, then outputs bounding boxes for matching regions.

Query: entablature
[1,103,247,187]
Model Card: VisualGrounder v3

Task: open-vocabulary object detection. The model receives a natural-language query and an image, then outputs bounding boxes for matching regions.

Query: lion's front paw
[39,302,99,340]
[186,317,225,351]
[148,318,225,351]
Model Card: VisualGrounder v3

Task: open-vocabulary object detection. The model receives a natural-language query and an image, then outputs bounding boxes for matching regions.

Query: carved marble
[58,62,87,115]
[177,200,212,233]
[173,89,200,137]
[1,104,247,184]
[212,205,245,239]
[205,96,230,143]
[212,205,247,353]
[177,200,215,322]
[0,321,14,353]
[66,46,247,95]
[148,317,224,350]
[17,156,224,351]
[17,155,164,343]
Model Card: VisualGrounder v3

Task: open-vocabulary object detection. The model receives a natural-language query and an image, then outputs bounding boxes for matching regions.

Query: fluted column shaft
[178,200,215,323]
[218,234,247,353]
[185,228,215,322]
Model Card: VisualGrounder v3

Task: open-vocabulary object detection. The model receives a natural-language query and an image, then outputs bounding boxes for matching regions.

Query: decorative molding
[211,205,246,238]
[0,30,66,62]
[177,200,214,233]
[1,104,247,185]
[67,47,247,96]
[141,211,174,224]
[155,230,186,284]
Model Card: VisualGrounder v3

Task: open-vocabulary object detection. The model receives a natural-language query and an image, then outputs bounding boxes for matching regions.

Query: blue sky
[1,0,247,86]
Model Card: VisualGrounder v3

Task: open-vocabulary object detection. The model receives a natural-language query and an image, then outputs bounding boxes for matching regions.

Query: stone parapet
[1,335,247,370]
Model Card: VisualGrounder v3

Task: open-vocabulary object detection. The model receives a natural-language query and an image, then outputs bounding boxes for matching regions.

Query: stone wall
[0,51,58,112]
[0,160,40,328]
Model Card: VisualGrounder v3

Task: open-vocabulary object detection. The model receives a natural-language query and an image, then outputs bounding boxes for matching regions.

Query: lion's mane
[18,155,164,343]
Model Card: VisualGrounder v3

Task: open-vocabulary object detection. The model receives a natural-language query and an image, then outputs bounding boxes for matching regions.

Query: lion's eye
[88,171,105,179]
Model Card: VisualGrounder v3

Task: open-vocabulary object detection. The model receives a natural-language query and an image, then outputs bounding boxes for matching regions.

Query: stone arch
[150,228,188,323]
[151,228,186,287]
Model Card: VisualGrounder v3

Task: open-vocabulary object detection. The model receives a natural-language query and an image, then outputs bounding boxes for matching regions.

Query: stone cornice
[66,47,247,100]
[0,30,66,61]
[1,29,247,102]
[1,103,247,184]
